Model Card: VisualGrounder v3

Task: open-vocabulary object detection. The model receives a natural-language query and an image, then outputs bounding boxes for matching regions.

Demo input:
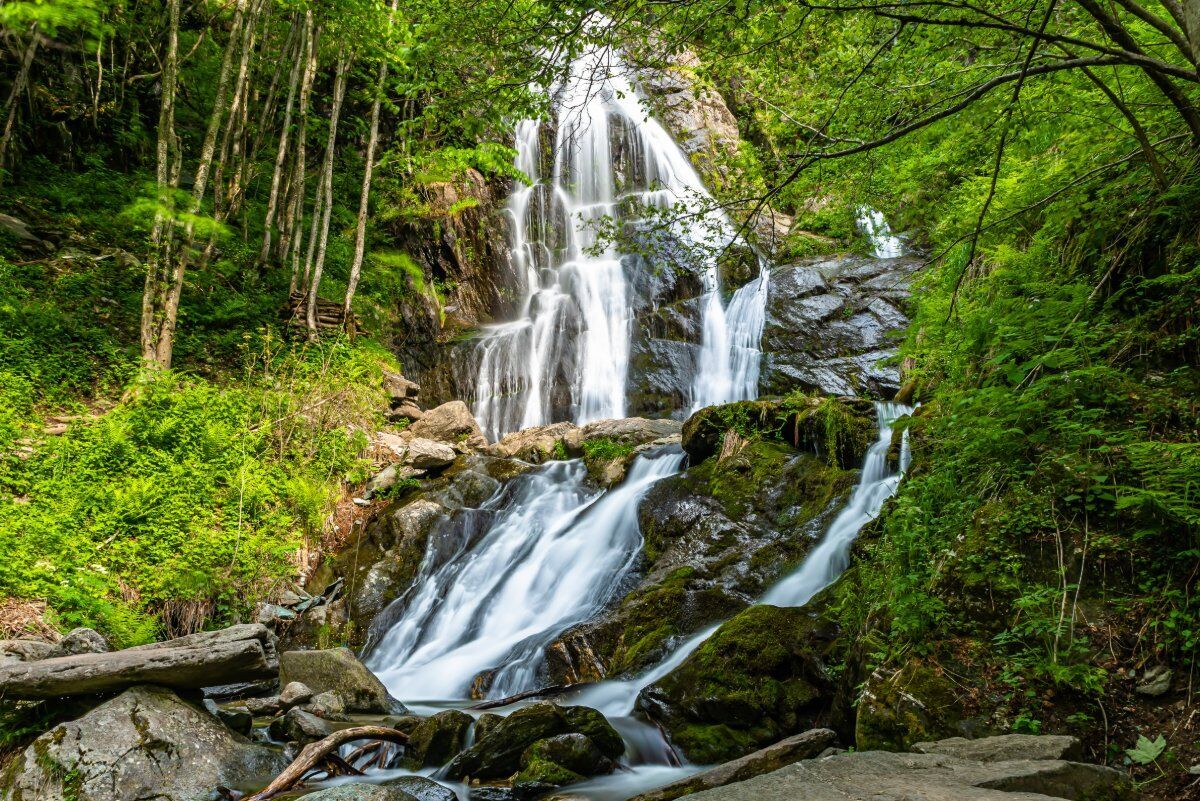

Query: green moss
[514,754,584,787]
[580,437,635,461]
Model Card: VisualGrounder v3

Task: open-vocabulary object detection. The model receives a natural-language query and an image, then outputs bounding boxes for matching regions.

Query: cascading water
[471,44,768,442]
[856,207,905,259]
[366,449,685,703]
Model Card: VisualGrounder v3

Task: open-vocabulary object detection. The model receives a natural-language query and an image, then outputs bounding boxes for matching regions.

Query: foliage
[580,437,636,462]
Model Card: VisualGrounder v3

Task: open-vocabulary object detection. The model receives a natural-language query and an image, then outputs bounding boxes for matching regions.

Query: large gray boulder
[675,749,1133,801]
[278,647,401,713]
[1,684,286,801]
[763,255,918,398]
[408,401,487,449]
[913,734,1083,763]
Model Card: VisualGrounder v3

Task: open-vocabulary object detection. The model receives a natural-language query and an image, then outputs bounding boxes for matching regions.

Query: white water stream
[471,44,766,442]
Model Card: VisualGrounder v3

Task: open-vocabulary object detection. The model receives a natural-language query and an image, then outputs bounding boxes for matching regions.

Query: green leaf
[1125,734,1166,765]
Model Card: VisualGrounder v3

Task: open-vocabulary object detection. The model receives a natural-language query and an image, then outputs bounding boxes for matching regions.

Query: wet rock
[304,689,347,719]
[47,628,109,657]
[204,698,254,735]
[474,711,504,742]
[490,422,581,463]
[516,733,614,788]
[565,417,683,451]
[628,338,700,417]
[672,750,1134,801]
[244,694,282,716]
[404,709,474,767]
[855,660,964,751]
[547,439,852,682]
[278,648,403,714]
[304,785,417,801]
[409,401,488,449]
[913,734,1083,763]
[762,255,918,399]
[279,680,315,708]
[406,437,458,469]
[269,705,338,743]
[444,701,622,781]
[627,728,837,801]
[638,605,839,763]
[1134,664,1172,696]
[1,684,286,801]
[382,775,459,801]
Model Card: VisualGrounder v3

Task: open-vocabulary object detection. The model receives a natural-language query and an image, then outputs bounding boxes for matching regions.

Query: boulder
[627,728,837,801]
[244,694,282,716]
[762,255,918,398]
[408,401,488,449]
[490,422,581,463]
[384,371,421,403]
[670,750,1134,801]
[304,689,348,719]
[365,464,420,499]
[638,605,838,763]
[382,776,459,801]
[0,623,278,700]
[855,661,964,752]
[1,685,286,801]
[278,648,402,713]
[405,437,458,469]
[403,709,474,767]
[47,628,109,657]
[515,733,614,788]
[444,702,622,781]
[0,639,53,664]
[303,785,418,801]
[564,418,683,451]
[913,734,1083,763]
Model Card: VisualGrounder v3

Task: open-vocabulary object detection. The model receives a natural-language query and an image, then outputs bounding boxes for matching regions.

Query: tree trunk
[152,0,248,368]
[0,29,39,182]
[1185,0,1200,69]
[140,0,181,368]
[287,15,319,295]
[260,15,306,265]
[344,0,400,330]
[305,51,351,337]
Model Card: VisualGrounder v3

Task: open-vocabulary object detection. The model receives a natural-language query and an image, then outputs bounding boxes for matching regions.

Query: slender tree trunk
[140,0,181,368]
[260,16,305,265]
[154,0,248,368]
[1185,0,1200,69]
[344,0,400,330]
[305,51,351,337]
[287,15,319,294]
[0,30,40,183]
[213,0,262,224]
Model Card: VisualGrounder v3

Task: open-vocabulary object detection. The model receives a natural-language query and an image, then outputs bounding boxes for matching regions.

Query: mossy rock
[638,604,841,763]
[854,659,964,751]
[513,733,614,788]
[403,709,473,767]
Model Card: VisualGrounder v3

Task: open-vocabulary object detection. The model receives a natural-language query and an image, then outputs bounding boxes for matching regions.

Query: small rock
[365,464,422,499]
[279,681,314,708]
[353,497,372,507]
[1188,763,1200,775]
[390,402,424,423]
[303,690,348,719]
[383,371,421,402]
[48,628,109,657]
[203,699,253,736]
[244,695,282,716]
[1135,665,1172,697]
[404,709,474,767]
[256,602,297,625]
[408,401,488,449]
[269,706,337,744]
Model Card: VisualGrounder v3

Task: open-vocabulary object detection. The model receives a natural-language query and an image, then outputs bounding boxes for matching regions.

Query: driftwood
[468,682,587,710]
[0,624,278,700]
[243,725,409,801]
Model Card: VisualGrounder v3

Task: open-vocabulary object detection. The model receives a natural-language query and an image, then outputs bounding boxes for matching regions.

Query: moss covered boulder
[854,659,965,751]
[513,732,616,789]
[403,709,474,767]
[443,701,622,781]
[637,604,841,764]
[547,438,854,683]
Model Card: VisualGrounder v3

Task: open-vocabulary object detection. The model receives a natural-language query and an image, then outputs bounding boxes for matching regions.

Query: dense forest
[0,1,1198,800]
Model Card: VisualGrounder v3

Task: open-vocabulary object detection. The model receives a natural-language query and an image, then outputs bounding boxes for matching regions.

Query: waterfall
[573,402,913,715]
[366,449,684,702]
[856,207,904,259]
[471,45,768,442]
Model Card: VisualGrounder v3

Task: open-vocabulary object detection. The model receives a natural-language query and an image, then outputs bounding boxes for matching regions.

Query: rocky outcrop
[443,701,622,781]
[671,746,1134,801]
[0,623,277,699]
[546,429,855,683]
[408,401,488,449]
[854,660,968,752]
[1,684,286,801]
[627,729,837,801]
[763,255,918,398]
[638,605,842,763]
[278,648,401,714]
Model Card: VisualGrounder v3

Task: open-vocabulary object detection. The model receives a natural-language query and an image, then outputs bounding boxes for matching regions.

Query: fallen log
[0,623,278,700]
[467,682,588,710]
[244,725,409,801]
